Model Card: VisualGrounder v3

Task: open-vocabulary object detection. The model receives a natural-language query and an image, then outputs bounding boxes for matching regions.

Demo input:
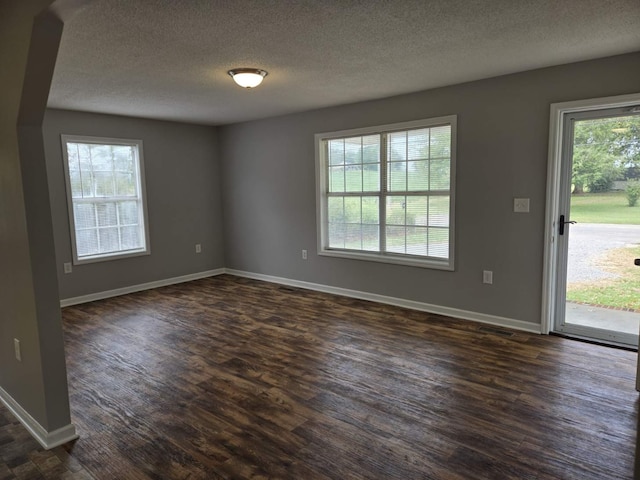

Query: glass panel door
[555,108,640,347]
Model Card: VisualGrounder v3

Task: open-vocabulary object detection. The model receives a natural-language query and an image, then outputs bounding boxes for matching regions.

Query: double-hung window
[61,135,150,264]
[315,116,456,269]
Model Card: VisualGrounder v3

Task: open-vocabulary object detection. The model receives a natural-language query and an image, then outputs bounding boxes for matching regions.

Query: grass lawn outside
[569,191,640,225]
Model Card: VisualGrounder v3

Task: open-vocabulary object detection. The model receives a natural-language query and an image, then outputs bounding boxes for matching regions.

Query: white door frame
[541,92,640,335]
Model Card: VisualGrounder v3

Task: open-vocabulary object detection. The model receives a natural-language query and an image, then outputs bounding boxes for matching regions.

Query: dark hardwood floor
[1,274,638,479]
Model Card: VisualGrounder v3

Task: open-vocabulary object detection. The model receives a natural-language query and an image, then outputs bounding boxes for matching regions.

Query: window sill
[73,248,150,266]
[318,248,454,271]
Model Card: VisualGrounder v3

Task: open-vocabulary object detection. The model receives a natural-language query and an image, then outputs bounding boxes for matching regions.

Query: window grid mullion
[88,144,96,197]
[326,192,378,197]
[342,140,346,192]
[405,132,409,192]
[380,133,388,253]
[75,143,84,199]
[110,145,116,199]
[359,197,363,250]
[360,137,364,196]
[73,195,138,203]
[93,202,101,253]
[324,141,330,249]
[116,200,123,251]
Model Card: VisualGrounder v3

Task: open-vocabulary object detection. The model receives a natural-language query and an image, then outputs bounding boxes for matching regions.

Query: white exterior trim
[0,386,78,450]
[60,268,225,307]
[542,92,640,334]
[226,269,541,334]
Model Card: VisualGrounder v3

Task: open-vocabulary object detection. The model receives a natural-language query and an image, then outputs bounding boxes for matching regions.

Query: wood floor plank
[1,274,638,479]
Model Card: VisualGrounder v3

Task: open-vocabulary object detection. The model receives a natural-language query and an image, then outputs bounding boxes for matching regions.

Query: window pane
[81,171,94,198]
[94,171,115,197]
[66,144,80,170]
[118,201,139,226]
[96,202,117,227]
[329,139,345,166]
[428,228,449,258]
[362,164,380,191]
[74,203,96,229]
[121,225,142,250]
[407,161,429,191]
[98,227,119,253]
[344,197,361,223]
[116,172,136,196]
[430,126,451,158]
[329,166,345,193]
[406,196,428,226]
[385,226,406,253]
[344,137,362,165]
[113,146,134,172]
[408,129,428,160]
[406,226,428,256]
[429,196,449,227]
[345,165,363,192]
[387,162,407,191]
[76,144,91,166]
[362,197,379,225]
[430,159,450,190]
[76,229,98,257]
[328,197,345,224]
[386,196,406,226]
[328,223,346,249]
[69,171,83,198]
[388,132,406,162]
[362,135,380,164]
[89,145,112,171]
[362,224,379,251]
[345,224,362,250]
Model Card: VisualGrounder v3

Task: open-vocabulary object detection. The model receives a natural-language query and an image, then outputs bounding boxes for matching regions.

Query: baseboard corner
[0,386,78,450]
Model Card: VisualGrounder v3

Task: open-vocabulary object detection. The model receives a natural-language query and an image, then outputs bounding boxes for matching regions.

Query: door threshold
[550,331,638,352]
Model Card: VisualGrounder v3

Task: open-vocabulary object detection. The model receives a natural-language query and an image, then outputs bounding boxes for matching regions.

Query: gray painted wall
[0,0,72,432]
[43,109,224,299]
[220,52,640,326]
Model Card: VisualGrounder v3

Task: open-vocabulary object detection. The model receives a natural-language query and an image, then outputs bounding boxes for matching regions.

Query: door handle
[558,215,576,235]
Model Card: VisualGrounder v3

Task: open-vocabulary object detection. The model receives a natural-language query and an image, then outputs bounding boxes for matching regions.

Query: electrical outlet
[513,198,530,213]
[63,262,72,274]
[302,249,308,260]
[14,339,21,362]
[483,270,493,284]
[195,244,202,254]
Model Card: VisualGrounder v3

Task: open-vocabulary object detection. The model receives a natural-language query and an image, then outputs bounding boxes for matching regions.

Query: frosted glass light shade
[228,68,268,88]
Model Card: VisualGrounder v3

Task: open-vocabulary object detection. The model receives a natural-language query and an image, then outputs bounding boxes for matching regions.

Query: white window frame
[315,116,456,270]
[61,134,151,265]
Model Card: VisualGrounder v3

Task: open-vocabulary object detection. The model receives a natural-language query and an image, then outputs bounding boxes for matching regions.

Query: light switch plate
[514,198,530,213]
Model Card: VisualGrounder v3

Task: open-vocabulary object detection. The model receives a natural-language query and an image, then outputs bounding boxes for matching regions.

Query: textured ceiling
[48,0,640,126]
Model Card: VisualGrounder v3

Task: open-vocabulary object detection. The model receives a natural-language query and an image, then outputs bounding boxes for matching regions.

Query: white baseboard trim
[59,266,541,334]
[226,269,542,334]
[60,268,226,307]
[0,386,78,450]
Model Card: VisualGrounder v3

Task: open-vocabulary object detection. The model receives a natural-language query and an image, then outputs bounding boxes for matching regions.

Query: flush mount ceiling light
[228,68,268,89]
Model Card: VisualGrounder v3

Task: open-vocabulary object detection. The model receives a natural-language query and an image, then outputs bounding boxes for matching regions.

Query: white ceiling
[48,0,640,126]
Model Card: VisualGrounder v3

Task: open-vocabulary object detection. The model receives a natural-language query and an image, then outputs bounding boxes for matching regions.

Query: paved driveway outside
[567,223,640,284]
